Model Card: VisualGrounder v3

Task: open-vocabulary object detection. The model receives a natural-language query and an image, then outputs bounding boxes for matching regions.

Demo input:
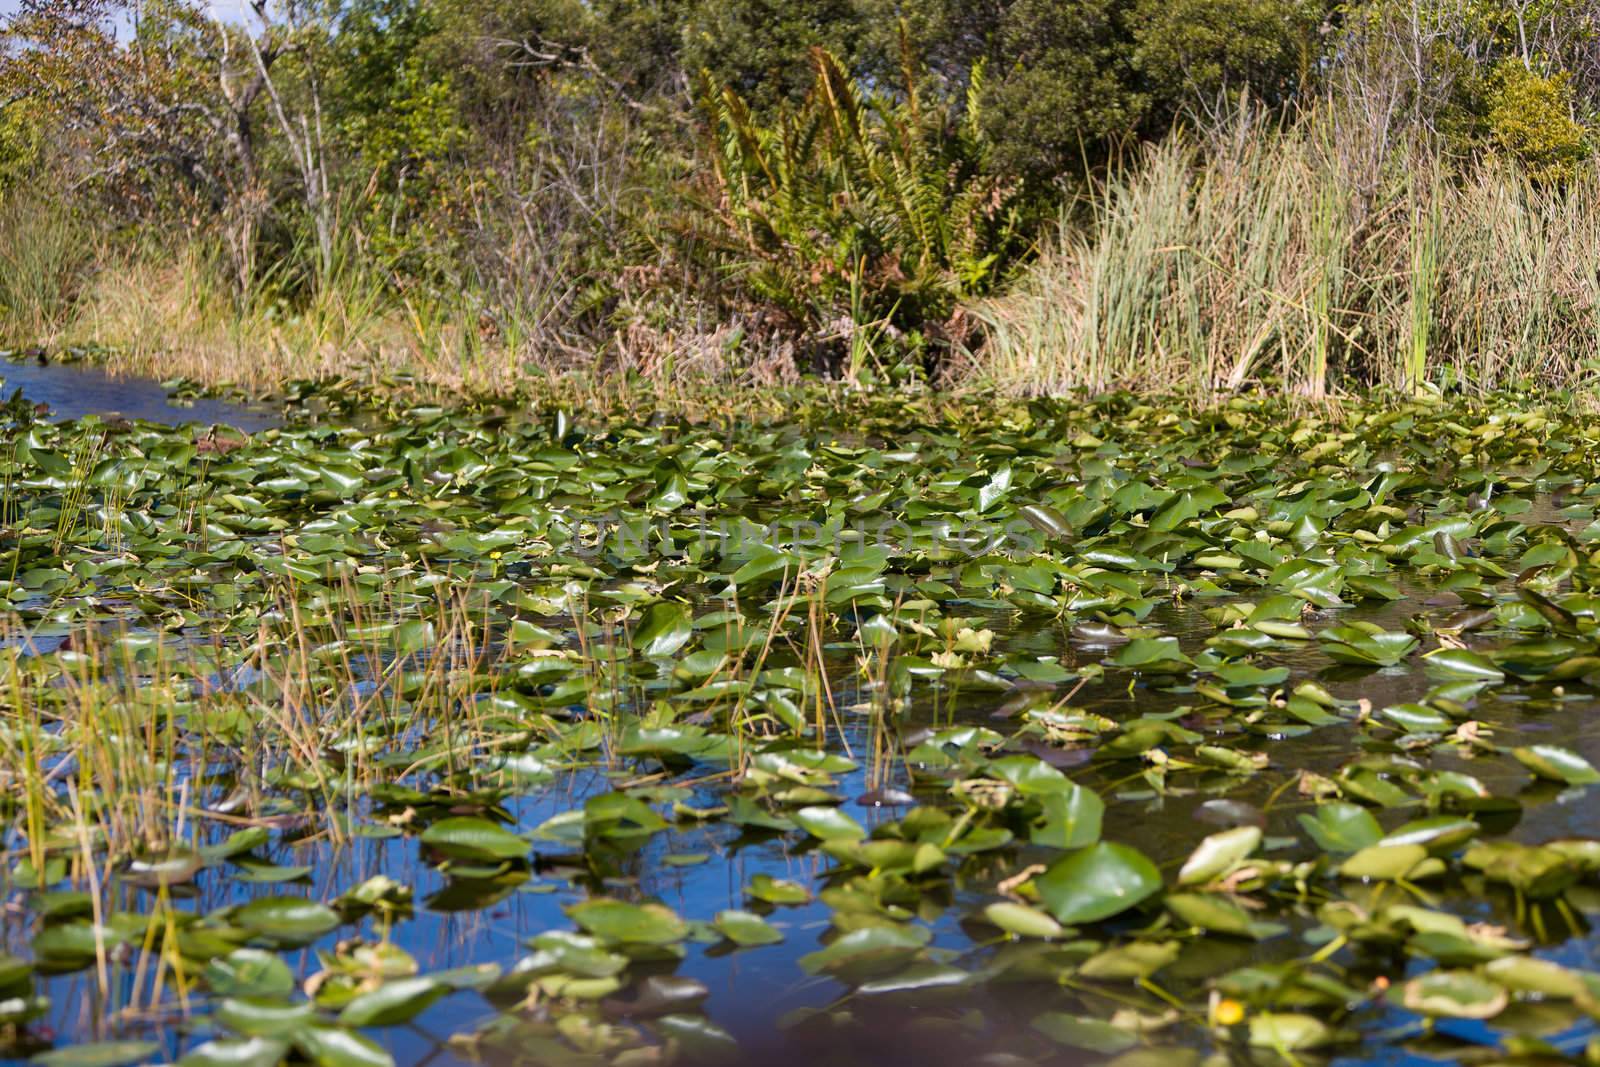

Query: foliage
[9,385,1600,1062]
[5,0,1600,388]
[0,98,43,191]
[694,46,1028,379]
[1486,59,1590,182]
[1128,0,1322,113]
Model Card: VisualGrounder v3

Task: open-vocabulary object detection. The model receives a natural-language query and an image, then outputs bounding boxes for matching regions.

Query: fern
[692,38,1029,378]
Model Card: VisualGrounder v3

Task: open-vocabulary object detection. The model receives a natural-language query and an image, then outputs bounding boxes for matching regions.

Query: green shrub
[1486,60,1589,184]
[693,45,1030,381]
[0,99,43,193]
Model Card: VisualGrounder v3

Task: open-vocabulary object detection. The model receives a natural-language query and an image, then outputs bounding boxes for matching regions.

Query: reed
[972,117,1600,399]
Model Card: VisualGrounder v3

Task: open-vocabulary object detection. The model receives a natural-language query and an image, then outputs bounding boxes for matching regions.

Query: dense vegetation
[12,388,1600,1067]
[4,0,1600,395]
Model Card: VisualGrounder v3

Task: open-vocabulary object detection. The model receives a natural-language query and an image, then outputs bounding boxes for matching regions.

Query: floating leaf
[31,1043,162,1067]
[178,1039,291,1067]
[633,602,693,657]
[1512,745,1600,785]
[419,817,530,862]
[1031,1013,1137,1053]
[1247,1013,1337,1051]
[336,977,445,1027]
[790,805,866,842]
[1298,802,1382,854]
[1402,970,1508,1020]
[982,902,1064,939]
[204,949,295,998]
[713,910,783,947]
[233,897,341,944]
[294,1026,395,1067]
[1177,826,1261,886]
[567,899,689,945]
[1034,843,1162,925]
[798,925,931,981]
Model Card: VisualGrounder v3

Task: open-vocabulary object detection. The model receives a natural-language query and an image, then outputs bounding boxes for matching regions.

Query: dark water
[0,357,279,431]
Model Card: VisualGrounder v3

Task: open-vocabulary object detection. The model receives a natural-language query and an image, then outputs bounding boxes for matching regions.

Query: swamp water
[0,357,279,432]
[1,377,1600,1067]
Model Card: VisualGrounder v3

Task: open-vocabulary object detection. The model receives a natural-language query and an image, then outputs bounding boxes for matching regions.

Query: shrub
[692,45,1030,382]
[1487,60,1590,184]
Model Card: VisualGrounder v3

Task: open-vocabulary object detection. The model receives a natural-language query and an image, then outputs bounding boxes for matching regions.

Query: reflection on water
[5,418,1600,1065]
[0,356,280,431]
[9,569,1600,1067]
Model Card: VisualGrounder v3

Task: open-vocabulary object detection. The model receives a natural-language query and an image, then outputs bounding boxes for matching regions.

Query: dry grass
[970,119,1600,398]
[0,200,797,402]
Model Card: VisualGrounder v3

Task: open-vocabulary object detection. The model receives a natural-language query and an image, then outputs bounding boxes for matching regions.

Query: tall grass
[0,196,92,342]
[972,119,1600,398]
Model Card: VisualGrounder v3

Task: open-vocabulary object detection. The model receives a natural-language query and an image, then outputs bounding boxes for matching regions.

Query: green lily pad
[1034,843,1163,925]
[30,1042,162,1067]
[567,899,689,945]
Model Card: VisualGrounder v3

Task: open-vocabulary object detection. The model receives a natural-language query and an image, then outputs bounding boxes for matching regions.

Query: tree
[1129,0,1324,122]
[0,0,352,290]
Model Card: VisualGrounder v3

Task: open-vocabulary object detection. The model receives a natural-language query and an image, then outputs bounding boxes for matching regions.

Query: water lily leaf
[336,977,445,1027]
[233,897,341,943]
[30,1043,161,1067]
[568,899,688,945]
[1484,956,1587,998]
[1339,843,1428,881]
[122,849,203,888]
[216,997,318,1036]
[1425,648,1504,681]
[856,962,971,995]
[1177,826,1261,886]
[798,924,931,981]
[1402,969,1508,1019]
[1031,786,1105,850]
[1149,485,1228,531]
[294,1026,395,1067]
[1512,745,1600,785]
[1247,1013,1336,1051]
[1018,504,1071,539]
[1381,703,1451,733]
[982,901,1064,939]
[1165,893,1281,940]
[987,755,1077,794]
[1317,625,1418,667]
[633,602,693,657]
[1297,802,1382,853]
[178,1038,290,1067]
[1110,637,1192,673]
[713,910,783,946]
[1031,1013,1138,1053]
[746,875,809,905]
[519,931,629,979]
[201,828,271,864]
[1035,843,1162,925]
[791,805,866,842]
[231,858,314,884]
[419,817,530,862]
[204,948,295,998]
[1380,816,1479,854]
[651,1015,738,1063]
[728,548,798,590]
[1076,940,1181,980]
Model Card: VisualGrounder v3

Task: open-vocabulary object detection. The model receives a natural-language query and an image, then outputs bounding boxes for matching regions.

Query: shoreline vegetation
[6,1,1600,406]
